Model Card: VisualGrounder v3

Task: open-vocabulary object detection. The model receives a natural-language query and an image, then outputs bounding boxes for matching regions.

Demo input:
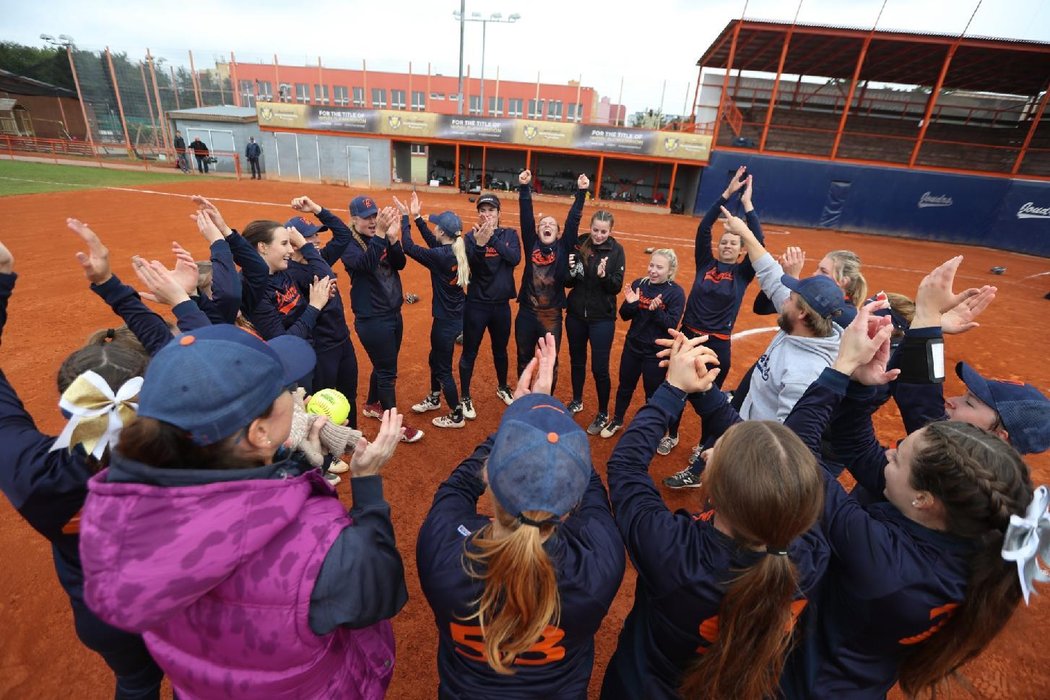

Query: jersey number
[450,622,566,665]
[695,599,808,653]
[898,603,959,645]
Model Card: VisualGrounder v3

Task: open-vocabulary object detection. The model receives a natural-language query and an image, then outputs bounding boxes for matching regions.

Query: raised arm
[68,219,174,356]
[561,173,589,253]
[517,169,536,249]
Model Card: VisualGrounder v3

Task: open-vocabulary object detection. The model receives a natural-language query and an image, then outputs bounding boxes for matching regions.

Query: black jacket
[565,235,625,321]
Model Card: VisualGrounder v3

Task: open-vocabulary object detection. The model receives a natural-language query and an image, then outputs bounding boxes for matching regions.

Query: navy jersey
[286,237,352,351]
[780,370,977,699]
[603,383,829,699]
[227,230,270,317]
[681,195,765,338]
[619,278,685,353]
[465,225,521,304]
[401,215,465,320]
[417,436,625,699]
[517,184,584,311]
[340,231,407,319]
[196,237,240,325]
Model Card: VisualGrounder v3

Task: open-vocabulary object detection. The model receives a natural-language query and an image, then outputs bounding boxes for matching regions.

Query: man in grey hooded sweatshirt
[720,206,845,422]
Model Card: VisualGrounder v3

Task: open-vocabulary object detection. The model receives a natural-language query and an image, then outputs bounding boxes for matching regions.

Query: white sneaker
[432,412,466,429]
[460,398,477,420]
[496,386,514,406]
[324,472,342,487]
[412,393,441,413]
[328,459,349,474]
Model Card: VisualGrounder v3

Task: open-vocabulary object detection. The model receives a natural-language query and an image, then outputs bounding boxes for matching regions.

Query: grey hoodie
[740,253,842,421]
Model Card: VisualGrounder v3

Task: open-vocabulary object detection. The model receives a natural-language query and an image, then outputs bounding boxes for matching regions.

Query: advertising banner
[256,102,711,163]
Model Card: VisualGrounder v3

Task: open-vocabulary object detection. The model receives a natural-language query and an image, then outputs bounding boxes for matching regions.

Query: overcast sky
[6,0,1049,115]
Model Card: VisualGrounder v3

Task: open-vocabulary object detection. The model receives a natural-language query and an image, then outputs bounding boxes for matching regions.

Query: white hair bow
[50,370,143,460]
[1001,485,1050,605]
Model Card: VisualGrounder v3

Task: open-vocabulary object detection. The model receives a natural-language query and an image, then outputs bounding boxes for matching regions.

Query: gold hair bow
[50,371,143,460]
[1002,485,1050,605]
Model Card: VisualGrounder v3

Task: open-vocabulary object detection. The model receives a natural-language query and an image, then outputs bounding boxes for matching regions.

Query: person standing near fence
[173,130,188,172]
[189,137,210,174]
[246,137,262,180]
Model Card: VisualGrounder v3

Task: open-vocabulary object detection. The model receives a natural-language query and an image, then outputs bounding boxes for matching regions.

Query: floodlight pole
[457,0,465,115]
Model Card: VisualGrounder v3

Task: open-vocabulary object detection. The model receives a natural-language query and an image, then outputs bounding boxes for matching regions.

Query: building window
[314,84,329,105]
[412,90,426,111]
[391,89,406,110]
[488,96,504,116]
[239,80,255,108]
[430,92,445,101]
[278,83,292,102]
[447,93,459,102]
[547,100,563,120]
[410,143,427,155]
[528,99,545,119]
[333,85,349,106]
[371,88,387,108]
[508,98,523,118]
[295,83,310,104]
[257,80,273,101]
[469,95,482,115]
[567,102,583,122]
[352,87,365,107]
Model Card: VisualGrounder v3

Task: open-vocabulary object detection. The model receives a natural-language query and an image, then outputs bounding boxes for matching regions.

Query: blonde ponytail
[451,235,470,291]
[464,508,561,674]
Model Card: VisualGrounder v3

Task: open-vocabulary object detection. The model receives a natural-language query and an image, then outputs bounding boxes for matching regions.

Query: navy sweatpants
[355,314,403,410]
[667,332,731,438]
[612,342,666,423]
[515,306,563,393]
[429,316,462,410]
[72,599,164,700]
[459,299,511,399]
[566,315,615,415]
[312,339,359,428]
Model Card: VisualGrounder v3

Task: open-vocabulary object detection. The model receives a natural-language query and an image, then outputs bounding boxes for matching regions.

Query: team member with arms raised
[514,169,587,394]
[601,332,828,700]
[660,166,764,459]
[417,335,625,699]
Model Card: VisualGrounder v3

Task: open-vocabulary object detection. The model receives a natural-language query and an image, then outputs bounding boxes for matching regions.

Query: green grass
[0,160,187,196]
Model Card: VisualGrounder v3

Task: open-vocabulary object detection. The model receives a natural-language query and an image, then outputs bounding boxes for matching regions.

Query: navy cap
[476,192,501,211]
[137,325,316,446]
[349,196,378,218]
[428,211,463,237]
[956,362,1050,455]
[487,394,591,520]
[284,216,327,239]
[781,274,846,320]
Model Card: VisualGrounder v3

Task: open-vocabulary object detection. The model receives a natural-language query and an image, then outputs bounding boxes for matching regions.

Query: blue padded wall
[695,151,1050,257]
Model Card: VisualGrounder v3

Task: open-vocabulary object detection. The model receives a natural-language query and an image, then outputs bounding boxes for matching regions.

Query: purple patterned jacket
[80,465,395,699]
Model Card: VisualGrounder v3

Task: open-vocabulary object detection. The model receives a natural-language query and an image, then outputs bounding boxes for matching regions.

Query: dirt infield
[0,176,1047,699]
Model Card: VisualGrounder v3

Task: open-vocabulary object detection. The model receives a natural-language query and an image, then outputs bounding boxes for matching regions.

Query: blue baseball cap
[428,211,462,237]
[137,325,316,446]
[487,394,591,520]
[349,196,378,218]
[781,274,846,320]
[284,216,327,239]
[956,362,1050,455]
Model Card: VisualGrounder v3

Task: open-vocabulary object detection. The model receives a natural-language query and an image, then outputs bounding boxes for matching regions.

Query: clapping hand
[67,218,112,285]
[349,408,403,477]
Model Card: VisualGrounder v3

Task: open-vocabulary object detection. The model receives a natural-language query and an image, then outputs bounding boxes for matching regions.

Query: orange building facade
[228,61,623,125]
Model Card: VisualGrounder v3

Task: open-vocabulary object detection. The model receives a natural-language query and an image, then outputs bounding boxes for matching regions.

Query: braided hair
[898,421,1032,696]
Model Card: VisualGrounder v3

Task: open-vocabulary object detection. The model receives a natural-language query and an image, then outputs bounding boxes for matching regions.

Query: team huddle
[2,164,1050,699]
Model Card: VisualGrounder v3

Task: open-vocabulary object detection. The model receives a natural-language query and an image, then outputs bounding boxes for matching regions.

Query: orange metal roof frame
[697,19,1050,97]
